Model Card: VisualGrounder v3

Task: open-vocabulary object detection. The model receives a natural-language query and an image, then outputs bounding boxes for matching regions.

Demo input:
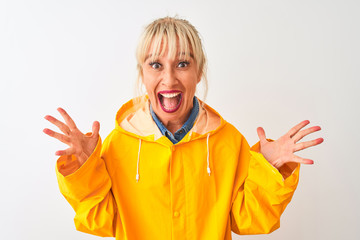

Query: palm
[43,108,100,165]
[257,120,323,169]
[64,124,98,159]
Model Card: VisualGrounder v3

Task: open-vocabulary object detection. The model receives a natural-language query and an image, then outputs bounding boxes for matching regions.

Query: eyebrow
[145,52,194,61]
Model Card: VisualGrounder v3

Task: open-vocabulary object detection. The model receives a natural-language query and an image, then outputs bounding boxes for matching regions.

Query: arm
[56,136,118,237]
[44,108,119,237]
[230,136,300,235]
[231,120,323,234]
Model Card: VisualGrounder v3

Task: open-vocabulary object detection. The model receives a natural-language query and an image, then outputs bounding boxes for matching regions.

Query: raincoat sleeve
[230,136,300,235]
[55,135,118,237]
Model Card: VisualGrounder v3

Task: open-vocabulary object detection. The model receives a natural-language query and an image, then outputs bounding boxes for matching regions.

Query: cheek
[143,79,159,103]
[185,74,199,94]
[142,73,155,91]
[143,82,154,94]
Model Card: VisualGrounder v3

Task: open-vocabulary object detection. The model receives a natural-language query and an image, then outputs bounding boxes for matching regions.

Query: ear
[196,71,202,84]
[138,65,144,82]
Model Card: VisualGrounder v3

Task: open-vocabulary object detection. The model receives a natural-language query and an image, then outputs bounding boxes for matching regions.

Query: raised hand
[257,120,323,169]
[43,108,100,165]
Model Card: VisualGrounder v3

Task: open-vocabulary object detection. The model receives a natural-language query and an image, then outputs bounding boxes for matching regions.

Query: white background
[1,0,359,239]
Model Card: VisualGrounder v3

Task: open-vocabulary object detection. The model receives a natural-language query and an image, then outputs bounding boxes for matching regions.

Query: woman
[44,17,323,239]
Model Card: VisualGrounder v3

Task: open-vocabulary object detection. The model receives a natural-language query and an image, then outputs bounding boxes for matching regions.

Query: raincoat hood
[114,96,226,181]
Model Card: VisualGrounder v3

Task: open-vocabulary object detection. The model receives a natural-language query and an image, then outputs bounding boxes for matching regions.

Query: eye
[177,61,189,68]
[149,62,161,69]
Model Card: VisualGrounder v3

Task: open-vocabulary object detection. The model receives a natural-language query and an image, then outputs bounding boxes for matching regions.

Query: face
[142,44,201,126]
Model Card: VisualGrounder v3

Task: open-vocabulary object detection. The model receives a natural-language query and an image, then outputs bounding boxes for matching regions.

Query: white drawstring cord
[136,139,141,182]
[207,133,211,176]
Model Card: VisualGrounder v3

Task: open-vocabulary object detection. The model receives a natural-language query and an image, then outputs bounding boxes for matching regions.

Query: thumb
[257,127,267,144]
[91,121,100,138]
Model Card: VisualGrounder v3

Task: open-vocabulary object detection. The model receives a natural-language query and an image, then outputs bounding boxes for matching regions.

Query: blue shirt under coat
[150,97,199,144]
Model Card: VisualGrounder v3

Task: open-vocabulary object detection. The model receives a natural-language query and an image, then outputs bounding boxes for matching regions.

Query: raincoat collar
[115,95,225,145]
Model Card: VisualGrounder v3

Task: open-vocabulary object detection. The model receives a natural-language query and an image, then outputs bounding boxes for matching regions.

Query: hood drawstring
[136,139,141,182]
[207,133,211,176]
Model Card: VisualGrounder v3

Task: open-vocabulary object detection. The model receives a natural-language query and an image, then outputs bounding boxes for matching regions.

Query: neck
[161,107,192,134]
[161,111,189,134]
[164,121,184,135]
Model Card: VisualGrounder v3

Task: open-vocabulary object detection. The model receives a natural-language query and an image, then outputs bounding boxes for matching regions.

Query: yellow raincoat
[56,97,300,240]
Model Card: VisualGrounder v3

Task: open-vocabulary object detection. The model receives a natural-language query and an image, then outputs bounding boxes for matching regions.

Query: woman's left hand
[257,120,323,169]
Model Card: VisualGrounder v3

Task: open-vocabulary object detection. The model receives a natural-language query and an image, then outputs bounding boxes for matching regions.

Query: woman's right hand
[43,108,100,165]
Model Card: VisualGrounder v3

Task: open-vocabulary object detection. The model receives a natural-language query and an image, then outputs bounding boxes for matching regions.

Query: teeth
[163,106,174,110]
[160,92,181,98]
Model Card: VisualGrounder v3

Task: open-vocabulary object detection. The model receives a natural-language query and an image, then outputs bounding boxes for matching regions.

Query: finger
[257,127,267,144]
[44,115,70,135]
[287,120,310,138]
[292,155,314,165]
[90,121,100,138]
[43,128,71,144]
[55,148,75,156]
[294,138,324,152]
[293,126,321,142]
[57,107,78,131]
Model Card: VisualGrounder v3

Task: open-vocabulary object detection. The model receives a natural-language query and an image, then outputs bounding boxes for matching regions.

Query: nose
[161,66,178,87]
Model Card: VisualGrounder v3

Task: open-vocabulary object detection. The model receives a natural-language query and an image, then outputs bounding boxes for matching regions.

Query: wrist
[77,152,89,166]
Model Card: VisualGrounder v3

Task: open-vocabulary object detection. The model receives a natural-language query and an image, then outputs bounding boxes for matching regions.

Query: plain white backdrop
[1,0,359,239]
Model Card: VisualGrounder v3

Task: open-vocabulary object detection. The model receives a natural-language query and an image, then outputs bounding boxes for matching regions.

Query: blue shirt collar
[150,96,199,144]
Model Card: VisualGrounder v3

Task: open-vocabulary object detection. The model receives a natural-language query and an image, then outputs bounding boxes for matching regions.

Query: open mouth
[157,91,183,113]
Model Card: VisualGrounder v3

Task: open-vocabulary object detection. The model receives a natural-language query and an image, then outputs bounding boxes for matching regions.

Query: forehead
[145,37,194,62]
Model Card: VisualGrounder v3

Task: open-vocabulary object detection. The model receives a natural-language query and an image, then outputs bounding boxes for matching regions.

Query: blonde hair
[135,16,208,102]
